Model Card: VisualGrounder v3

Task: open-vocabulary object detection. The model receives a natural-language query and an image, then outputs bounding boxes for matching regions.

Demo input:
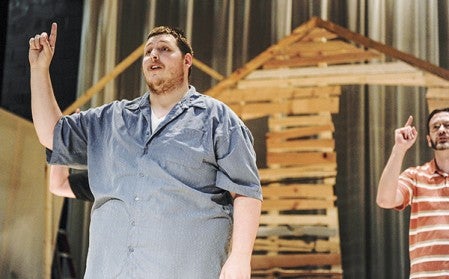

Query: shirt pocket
[163,127,206,169]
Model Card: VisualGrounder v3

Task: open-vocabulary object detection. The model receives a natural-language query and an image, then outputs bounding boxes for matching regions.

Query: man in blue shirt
[29,23,262,278]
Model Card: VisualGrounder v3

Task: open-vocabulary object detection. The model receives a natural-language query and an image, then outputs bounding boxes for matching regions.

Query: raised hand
[394,115,418,151]
[28,22,57,69]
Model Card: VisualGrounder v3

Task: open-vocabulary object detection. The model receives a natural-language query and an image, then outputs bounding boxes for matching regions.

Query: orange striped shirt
[398,159,449,279]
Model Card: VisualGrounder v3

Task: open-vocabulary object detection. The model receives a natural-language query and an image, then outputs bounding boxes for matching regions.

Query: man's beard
[430,138,449,150]
[147,73,184,95]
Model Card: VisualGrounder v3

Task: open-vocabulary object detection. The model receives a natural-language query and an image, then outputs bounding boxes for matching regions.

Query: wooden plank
[269,115,333,129]
[252,253,341,269]
[236,102,291,115]
[257,225,337,238]
[316,239,341,253]
[427,99,449,112]
[283,40,368,55]
[218,86,341,104]
[291,97,339,114]
[263,50,380,69]
[267,151,336,166]
[426,87,449,99]
[424,73,449,87]
[230,100,339,119]
[267,125,334,142]
[262,199,336,211]
[301,27,339,42]
[267,138,335,152]
[259,164,337,182]
[259,214,336,226]
[239,72,445,88]
[314,17,449,81]
[246,61,417,80]
[254,238,315,252]
[254,238,340,253]
[262,184,334,199]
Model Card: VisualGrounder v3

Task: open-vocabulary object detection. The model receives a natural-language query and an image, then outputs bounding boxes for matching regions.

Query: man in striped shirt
[377,108,449,278]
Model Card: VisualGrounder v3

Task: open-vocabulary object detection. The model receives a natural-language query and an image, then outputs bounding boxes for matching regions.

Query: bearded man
[377,108,449,278]
[29,23,262,279]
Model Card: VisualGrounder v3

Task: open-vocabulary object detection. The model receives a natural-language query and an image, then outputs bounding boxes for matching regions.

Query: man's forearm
[376,145,406,208]
[230,195,262,258]
[30,69,62,149]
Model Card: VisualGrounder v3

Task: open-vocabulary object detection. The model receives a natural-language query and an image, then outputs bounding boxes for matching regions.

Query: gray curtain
[66,0,449,278]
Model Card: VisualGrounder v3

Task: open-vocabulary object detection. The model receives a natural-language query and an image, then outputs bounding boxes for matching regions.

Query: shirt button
[131,221,136,226]
[139,173,144,177]
[128,246,134,253]
[134,196,140,201]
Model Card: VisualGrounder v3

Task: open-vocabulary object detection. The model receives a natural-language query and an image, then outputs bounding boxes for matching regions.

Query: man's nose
[150,50,159,60]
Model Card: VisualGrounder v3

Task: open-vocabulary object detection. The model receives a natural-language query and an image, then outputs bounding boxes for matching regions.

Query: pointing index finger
[404,115,413,127]
[49,22,57,49]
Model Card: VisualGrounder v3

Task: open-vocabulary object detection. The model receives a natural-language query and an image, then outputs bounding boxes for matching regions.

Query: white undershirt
[151,109,166,133]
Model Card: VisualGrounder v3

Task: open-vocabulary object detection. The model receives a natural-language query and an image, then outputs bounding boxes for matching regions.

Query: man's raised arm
[376,116,417,208]
[29,22,62,149]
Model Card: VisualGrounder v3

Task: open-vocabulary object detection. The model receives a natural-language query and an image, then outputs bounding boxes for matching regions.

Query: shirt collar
[179,86,206,109]
[429,159,438,173]
[429,158,449,177]
[123,86,206,112]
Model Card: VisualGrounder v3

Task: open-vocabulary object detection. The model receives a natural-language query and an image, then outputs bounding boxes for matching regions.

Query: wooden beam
[269,115,333,129]
[267,125,334,142]
[262,199,336,211]
[259,214,336,226]
[218,86,340,104]
[257,225,337,238]
[239,72,449,88]
[264,50,380,69]
[259,164,337,182]
[246,61,419,80]
[285,40,372,54]
[267,151,336,166]
[314,17,449,81]
[251,253,341,269]
[267,138,335,152]
[262,183,334,199]
[291,97,339,114]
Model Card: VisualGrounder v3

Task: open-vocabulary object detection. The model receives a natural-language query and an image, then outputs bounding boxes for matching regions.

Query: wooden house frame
[205,17,449,278]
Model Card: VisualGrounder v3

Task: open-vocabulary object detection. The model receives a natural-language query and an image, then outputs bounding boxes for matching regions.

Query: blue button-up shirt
[47,86,262,278]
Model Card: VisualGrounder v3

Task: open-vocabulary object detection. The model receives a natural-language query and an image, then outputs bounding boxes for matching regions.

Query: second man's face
[427,111,449,150]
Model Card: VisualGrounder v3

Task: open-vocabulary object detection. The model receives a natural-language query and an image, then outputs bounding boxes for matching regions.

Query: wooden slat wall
[222,83,343,278]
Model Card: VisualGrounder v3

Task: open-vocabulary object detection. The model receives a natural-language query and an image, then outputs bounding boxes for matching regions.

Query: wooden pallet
[244,85,342,277]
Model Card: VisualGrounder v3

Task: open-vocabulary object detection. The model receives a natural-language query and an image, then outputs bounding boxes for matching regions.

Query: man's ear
[184,53,193,68]
[426,135,432,147]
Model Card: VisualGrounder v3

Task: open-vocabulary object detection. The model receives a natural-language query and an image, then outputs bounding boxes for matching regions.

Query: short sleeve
[215,123,263,201]
[395,168,415,211]
[47,113,88,167]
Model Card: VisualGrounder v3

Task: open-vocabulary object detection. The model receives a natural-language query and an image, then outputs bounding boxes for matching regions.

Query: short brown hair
[147,26,193,57]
